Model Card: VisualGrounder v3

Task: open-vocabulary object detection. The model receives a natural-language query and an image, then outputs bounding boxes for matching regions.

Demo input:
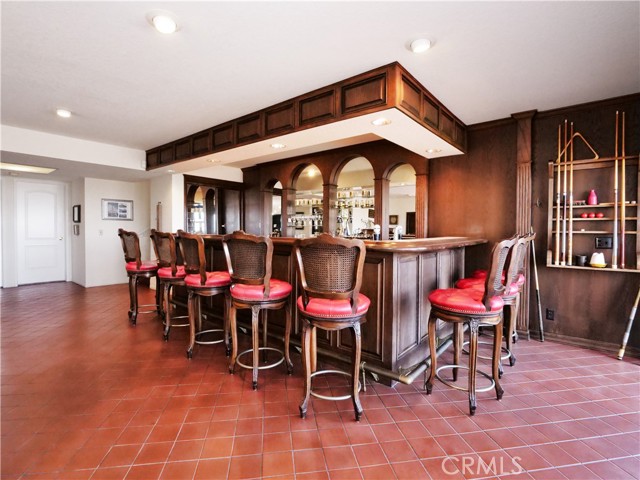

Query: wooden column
[374,177,390,239]
[324,183,338,235]
[282,188,296,237]
[415,172,429,238]
[512,110,537,337]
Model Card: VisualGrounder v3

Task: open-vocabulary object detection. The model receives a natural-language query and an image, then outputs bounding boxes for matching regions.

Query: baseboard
[539,331,640,359]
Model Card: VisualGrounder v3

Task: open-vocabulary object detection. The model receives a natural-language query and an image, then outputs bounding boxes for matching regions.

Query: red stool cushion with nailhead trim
[184,271,231,288]
[157,266,187,279]
[515,273,525,286]
[230,279,292,301]
[297,294,371,319]
[471,269,507,282]
[429,288,504,314]
[126,261,158,272]
[456,278,521,296]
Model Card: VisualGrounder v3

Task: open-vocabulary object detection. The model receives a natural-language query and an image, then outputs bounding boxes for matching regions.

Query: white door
[16,181,66,285]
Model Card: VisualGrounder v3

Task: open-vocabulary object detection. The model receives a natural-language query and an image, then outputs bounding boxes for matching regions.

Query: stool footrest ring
[462,340,511,361]
[435,365,495,393]
[195,328,225,345]
[310,369,362,401]
[236,347,284,371]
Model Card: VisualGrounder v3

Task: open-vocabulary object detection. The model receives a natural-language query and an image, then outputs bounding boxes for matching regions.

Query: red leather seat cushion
[157,266,186,279]
[126,261,157,272]
[230,279,292,301]
[297,294,370,318]
[471,269,507,282]
[456,278,520,296]
[429,288,503,314]
[455,277,484,289]
[184,271,231,288]
[515,273,525,286]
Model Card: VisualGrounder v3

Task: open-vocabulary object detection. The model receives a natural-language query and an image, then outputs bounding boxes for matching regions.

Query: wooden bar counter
[202,236,486,385]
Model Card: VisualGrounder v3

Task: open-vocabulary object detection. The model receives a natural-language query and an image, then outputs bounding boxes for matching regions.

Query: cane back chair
[222,231,293,390]
[294,234,370,421]
[426,237,515,415]
[117,229,160,325]
[150,230,189,341]
[177,230,231,359]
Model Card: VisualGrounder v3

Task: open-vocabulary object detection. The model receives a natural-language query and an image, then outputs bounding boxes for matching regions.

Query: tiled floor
[2,282,639,480]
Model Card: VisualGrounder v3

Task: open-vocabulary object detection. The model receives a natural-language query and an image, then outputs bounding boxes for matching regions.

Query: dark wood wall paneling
[145,63,466,170]
[429,118,518,275]
[429,93,640,354]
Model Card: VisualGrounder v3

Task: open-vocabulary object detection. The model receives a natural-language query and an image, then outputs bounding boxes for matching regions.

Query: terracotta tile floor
[2,282,639,479]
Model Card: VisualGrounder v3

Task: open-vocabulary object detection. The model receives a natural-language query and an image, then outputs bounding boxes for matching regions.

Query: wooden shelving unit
[546,114,639,273]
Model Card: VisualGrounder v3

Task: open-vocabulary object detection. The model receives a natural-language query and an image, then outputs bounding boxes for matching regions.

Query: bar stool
[222,231,293,390]
[425,237,514,415]
[117,228,160,325]
[294,234,370,421]
[177,230,231,359]
[151,230,189,341]
[455,233,534,367]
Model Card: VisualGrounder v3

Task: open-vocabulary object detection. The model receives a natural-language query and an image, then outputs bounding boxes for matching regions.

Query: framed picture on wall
[102,199,133,220]
[389,215,398,225]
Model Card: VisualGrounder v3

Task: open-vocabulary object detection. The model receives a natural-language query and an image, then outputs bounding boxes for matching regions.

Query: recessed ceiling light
[371,117,391,126]
[167,169,175,173]
[426,148,442,154]
[0,162,56,174]
[271,143,286,149]
[410,38,432,54]
[152,14,178,34]
[56,109,72,118]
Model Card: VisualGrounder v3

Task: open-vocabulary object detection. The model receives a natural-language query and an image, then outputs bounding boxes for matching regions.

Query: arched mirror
[388,164,416,239]
[271,181,283,236]
[186,186,206,233]
[336,157,374,238]
[293,165,323,238]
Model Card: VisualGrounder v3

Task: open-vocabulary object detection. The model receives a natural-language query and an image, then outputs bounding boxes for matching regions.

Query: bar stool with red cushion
[177,230,232,359]
[118,228,160,325]
[425,237,515,415]
[294,234,370,421]
[455,233,534,367]
[222,231,293,390]
[151,230,189,341]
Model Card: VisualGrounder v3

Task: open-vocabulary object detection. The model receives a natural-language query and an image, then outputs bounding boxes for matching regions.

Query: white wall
[1,177,17,287]
[84,178,150,287]
[150,174,185,234]
[389,195,416,233]
[71,179,86,286]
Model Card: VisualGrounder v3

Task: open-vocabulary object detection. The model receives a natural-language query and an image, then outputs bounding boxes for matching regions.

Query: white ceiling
[1,1,638,181]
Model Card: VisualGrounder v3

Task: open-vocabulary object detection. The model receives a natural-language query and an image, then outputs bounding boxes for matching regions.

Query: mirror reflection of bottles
[188,204,205,233]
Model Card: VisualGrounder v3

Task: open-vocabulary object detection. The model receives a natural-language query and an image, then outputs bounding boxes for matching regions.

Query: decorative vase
[587,189,598,205]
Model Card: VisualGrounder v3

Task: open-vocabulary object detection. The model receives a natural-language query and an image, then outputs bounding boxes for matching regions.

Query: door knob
[59,236,63,240]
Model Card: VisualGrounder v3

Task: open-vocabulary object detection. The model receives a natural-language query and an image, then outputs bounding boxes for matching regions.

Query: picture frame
[102,199,133,221]
[72,204,81,223]
[389,214,398,225]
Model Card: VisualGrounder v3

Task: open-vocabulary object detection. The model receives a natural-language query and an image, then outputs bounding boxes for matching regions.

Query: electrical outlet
[546,309,555,321]
[595,236,613,249]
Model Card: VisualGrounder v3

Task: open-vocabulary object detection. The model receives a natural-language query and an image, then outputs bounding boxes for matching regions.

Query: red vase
[587,189,598,205]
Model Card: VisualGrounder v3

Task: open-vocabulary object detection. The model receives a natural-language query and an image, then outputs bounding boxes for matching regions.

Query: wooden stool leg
[425,314,438,394]
[128,274,138,324]
[351,323,363,421]
[468,319,479,415]
[310,326,318,374]
[284,301,293,374]
[493,317,505,401]
[299,321,312,419]
[223,292,231,357]
[155,276,162,314]
[229,302,238,373]
[186,291,196,359]
[262,310,268,364]
[453,322,463,382]
[162,282,172,341]
[251,305,260,390]
[506,294,520,367]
